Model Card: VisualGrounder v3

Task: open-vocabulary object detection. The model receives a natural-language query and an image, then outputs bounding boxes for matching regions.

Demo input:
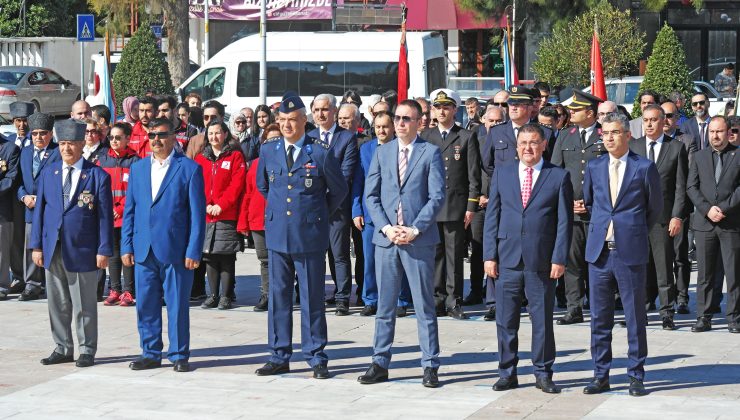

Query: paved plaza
[0,250,739,419]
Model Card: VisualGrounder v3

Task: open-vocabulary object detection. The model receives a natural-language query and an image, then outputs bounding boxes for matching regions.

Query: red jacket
[96,146,140,228]
[238,157,267,233]
[129,121,148,154]
[195,145,246,223]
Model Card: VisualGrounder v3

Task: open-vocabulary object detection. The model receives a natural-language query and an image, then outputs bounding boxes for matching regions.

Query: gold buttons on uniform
[288,172,293,177]
[287,211,292,216]
[288,185,293,189]
[581,160,585,163]
[287,198,292,203]
[445,157,449,161]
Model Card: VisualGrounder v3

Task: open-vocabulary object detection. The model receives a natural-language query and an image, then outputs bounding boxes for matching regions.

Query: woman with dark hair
[253,104,274,138]
[195,121,247,310]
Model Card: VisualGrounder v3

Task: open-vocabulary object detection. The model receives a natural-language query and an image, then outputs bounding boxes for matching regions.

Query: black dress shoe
[462,293,482,306]
[75,354,95,368]
[492,376,518,391]
[676,303,690,314]
[422,367,439,388]
[18,288,41,301]
[691,317,712,332]
[255,361,290,376]
[662,317,676,330]
[129,357,162,370]
[728,323,740,334]
[335,300,350,316]
[483,306,496,321]
[396,306,408,318]
[535,377,560,394]
[173,360,190,372]
[357,363,388,384]
[583,377,610,394]
[447,305,468,320]
[254,295,268,312]
[8,279,25,294]
[556,309,584,325]
[313,363,329,379]
[360,305,377,316]
[628,377,648,396]
[41,351,73,365]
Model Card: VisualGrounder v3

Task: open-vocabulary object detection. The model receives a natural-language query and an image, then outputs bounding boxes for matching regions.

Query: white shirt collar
[320,123,337,136]
[519,158,544,173]
[62,157,84,171]
[646,133,664,144]
[151,148,175,166]
[610,151,630,164]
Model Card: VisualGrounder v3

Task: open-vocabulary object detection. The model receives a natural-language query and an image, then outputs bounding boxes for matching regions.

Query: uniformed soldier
[254,95,348,379]
[550,90,606,325]
[421,89,481,320]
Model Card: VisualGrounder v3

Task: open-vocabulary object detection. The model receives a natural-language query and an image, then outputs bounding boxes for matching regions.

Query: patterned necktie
[606,160,621,240]
[521,167,533,207]
[286,145,295,169]
[714,150,723,184]
[397,147,408,225]
[699,122,707,150]
[62,166,73,210]
[32,149,42,177]
[649,141,657,163]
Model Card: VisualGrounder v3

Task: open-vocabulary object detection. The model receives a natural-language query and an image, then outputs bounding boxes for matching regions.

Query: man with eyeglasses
[729,116,740,147]
[414,97,431,133]
[421,89,481,320]
[15,112,61,301]
[680,93,712,152]
[629,90,658,139]
[490,90,510,118]
[157,95,192,152]
[551,90,607,325]
[597,101,617,125]
[0,121,20,300]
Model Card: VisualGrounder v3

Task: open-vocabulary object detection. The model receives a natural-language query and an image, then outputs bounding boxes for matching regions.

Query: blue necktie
[62,167,73,210]
[32,149,42,177]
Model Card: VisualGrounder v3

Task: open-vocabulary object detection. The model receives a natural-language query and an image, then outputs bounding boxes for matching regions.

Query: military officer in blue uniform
[255,95,348,379]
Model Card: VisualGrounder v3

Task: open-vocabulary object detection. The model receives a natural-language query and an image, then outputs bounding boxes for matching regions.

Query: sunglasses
[664,113,675,118]
[691,100,706,106]
[110,135,127,141]
[234,120,247,124]
[85,130,99,135]
[393,115,417,123]
[31,130,49,137]
[492,102,509,108]
[147,131,171,139]
[732,128,739,134]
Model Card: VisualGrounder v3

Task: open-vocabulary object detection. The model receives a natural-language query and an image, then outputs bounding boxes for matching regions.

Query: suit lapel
[439,127,459,153]
[655,136,672,168]
[720,148,737,180]
[584,124,603,148]
[525,163,551,209]
[292,143,311,172]
[153,155,182,204]
[140,158,153,207]
[615,154,639,207]
[510,163,523,209]
[35,148,54,180]
[631,137,648,158]
[391,141,400,189]
[402,141,426,188]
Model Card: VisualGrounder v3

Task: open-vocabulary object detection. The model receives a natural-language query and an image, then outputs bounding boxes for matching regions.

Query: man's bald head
[70,100,91,120]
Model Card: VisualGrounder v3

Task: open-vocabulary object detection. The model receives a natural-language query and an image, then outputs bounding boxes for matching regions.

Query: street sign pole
[80,42,84,99]
[77,14,95,100]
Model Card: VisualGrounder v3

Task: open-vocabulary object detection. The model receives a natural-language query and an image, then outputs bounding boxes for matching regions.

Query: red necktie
[521,167,533,207]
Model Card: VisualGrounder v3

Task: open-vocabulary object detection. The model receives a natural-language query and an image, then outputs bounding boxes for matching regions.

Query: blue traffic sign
[77,14,95,42]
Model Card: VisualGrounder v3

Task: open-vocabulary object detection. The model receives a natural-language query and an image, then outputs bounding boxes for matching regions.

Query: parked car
[0,113,15,137]
[0,66,81,118]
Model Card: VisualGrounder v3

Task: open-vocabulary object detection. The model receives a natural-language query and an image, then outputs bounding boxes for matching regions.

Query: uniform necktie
[441,131,448,142]
[699,122,707,150]
[580,129,587,147]
[606,160,621,241]
[513,127,519,140]
[714,150,723,184]
[648,141,657,163]
[521,167,533,208]
[62,166,74,210]
[286,145,295,169]
[397,147,408,225]
[32,149,42,177]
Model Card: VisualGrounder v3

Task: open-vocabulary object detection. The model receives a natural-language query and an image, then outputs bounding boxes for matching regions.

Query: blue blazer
[483,160,573,270]
[256,135,347,254]
[121,152,206,264]
[364,138,445,248]
[17,143,61,222]
[351,139,380,224]
[308,126,358,210]
[30,160,114,272]
[583,151,663,266]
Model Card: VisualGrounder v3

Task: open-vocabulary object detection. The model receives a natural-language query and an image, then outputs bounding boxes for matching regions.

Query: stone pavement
[0,250,739,419]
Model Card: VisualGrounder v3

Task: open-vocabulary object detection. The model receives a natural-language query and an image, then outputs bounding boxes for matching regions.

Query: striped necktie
[397,147,408,225]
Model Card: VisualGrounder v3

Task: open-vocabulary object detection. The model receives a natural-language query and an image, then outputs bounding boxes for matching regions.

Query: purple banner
[189,0,336,21]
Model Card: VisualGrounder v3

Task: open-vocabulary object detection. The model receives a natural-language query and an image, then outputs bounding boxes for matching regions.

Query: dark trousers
[673,218,691,305]
[204,253,236,298]
[109,227,134,293]
[496,263,556,380]
[645,223,676,317]
[589,247,648,381]
[564,221,589,311]
[10,200,25,281]
[434,220,465,309]
[468,210,485,296]
[327,209,352,302]
[351,223,364,300]
[695,228,740,323]
[252,230,269,296]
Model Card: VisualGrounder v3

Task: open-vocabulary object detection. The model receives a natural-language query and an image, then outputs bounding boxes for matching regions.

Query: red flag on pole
[590,26,607,100]
[397,7,408,102]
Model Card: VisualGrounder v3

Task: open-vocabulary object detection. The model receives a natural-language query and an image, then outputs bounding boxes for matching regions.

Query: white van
[177,31,447,115]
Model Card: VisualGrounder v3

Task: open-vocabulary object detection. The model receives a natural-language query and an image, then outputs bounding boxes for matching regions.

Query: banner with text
[189,0,337,21]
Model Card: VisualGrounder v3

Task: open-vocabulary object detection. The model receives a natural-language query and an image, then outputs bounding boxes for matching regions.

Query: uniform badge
[44,151,49,159]
[570,127,577,134]
[305,178,313,188]
[0,159,6,172]
[79,191,95,210]
[81,173,87,179]
[269,171,275,183]
[454,145,461,161]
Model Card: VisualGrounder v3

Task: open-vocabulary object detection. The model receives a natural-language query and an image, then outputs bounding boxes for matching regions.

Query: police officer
[254,95,347,379]
[550,90,606,324]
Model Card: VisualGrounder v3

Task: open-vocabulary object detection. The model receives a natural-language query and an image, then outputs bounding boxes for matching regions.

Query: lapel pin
[54,170,59,174]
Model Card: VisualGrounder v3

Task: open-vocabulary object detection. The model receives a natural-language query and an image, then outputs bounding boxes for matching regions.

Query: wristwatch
[410,226,420,237]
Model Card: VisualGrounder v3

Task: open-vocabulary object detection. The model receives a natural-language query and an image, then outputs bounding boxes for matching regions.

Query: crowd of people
[0,79,738,394]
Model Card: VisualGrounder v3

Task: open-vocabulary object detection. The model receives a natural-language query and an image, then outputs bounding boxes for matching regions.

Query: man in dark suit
[629,105,689,330]
[687,116,740,333]
[8,102,34,294]
[308,93,359,315]
[551,91,607,325]
[484,123,573,394]
[582,112,663,397]
[0,131,20,300]
[421,89,481,320]
[30,119,113,368]
[358,99,445,388]
[680,92,711,152]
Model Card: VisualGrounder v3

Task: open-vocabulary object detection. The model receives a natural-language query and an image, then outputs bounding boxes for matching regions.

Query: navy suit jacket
[121,152,206,264]
[583,151,663,266]
[680,117,708,151]
[483,160,573,271]
[30,160,114,272]
[17,143,61,222]
[351,138,381,224]
[364,138,445,248]
[308,125,358,211]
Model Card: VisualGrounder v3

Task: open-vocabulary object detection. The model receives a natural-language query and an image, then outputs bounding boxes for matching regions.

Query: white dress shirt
[83,142,101,160]
[645,134,664,162]
[61,157,84,205]
[518,158,544,191]
[284,135,306,165]
[381,136,419,235]
[319,123,338,145]
[151,148,175,200]
[580,122,597,142]
[606,151,629,241]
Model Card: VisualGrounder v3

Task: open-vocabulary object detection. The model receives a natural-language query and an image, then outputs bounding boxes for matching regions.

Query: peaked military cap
[430,88,461,107]
[9,101,35,119]
[54,119,86,142]
[28,112,55,131]
[279,95,305,113]
[507,86,536,103]
[567,90,603,109]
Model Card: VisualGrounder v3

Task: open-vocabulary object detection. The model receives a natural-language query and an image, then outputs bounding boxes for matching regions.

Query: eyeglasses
[492,102,509,108]
[85,130,99,135]
[517,141,542,147]
[691,100,706,106]
[31,130,49,137]
[732,128,739,134]
[110,135,127,141]
[234,120,247,124]
[203,115,218,121]
[664,113,675,118]
[393,115,418,123]
[602,130,625,137]
[147,131,171,139]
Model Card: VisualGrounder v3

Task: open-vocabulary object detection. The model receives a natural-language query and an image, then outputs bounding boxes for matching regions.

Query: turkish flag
[398,23,408,102]
[590,30,607,101]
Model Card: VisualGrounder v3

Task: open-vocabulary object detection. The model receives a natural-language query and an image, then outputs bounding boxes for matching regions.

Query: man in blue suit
[7,102,33,293]
[121,117,206,373]
[308,93,359,315]
[255,95,347,379]
[351,111,412,317]
[30,119,113,368]
[484,123,573,394]
[357,99,445,388]
[582,113,663,397]
[15,112,60,301]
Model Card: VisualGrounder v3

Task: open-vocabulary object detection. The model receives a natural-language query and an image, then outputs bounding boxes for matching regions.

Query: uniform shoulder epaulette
[263,136,280,144]
[315,139,330,149]
[492,121,507,127]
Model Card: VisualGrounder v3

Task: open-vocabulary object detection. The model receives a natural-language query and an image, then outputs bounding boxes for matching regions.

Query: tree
[531,0,645,89]
[631,23,693,118]
[112,18,174,111]
[0,0,91,37]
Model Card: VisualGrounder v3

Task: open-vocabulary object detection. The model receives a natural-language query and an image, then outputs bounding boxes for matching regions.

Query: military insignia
[54,170,59,174]
[81,173,87,179]
[0,159,6,172]
[269,171,275,183]
[304,163,316,169]
[79,191,95,210]
[570,127,577,134]
[44,152,49,159]
[305,178,313,188]
[511,86,519,93]
[454,145,461,161]
[77,200,84,207]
